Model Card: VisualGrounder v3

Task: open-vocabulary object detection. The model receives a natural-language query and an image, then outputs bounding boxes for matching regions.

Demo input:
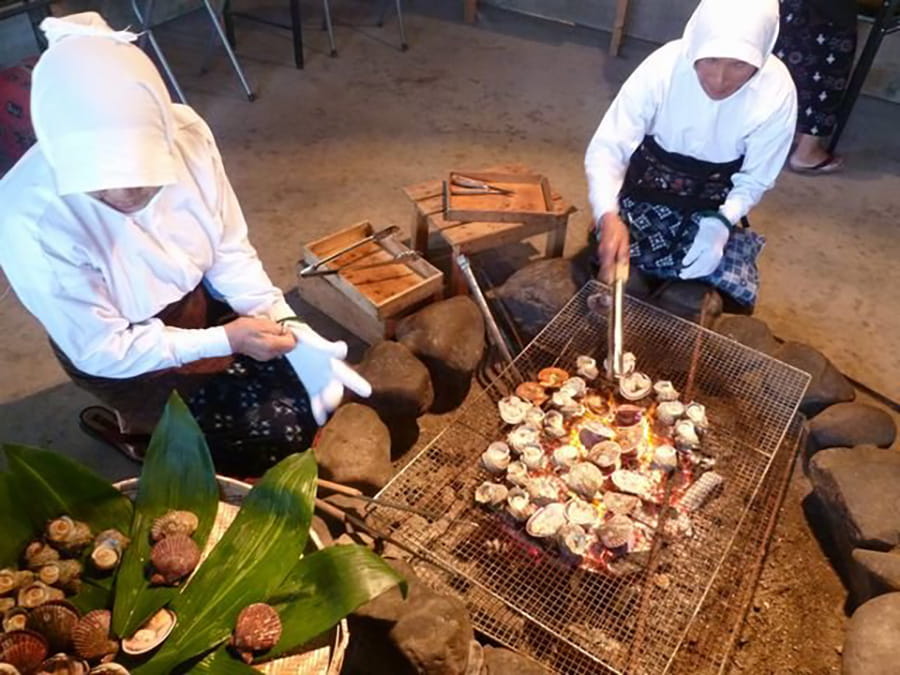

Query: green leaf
[112,393,219,637]
[262,545,406,661]
[132,451,317,675]
[185,650,259,674]
[0,470,36,568]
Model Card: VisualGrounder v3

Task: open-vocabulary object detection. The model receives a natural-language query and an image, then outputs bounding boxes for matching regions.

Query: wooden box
[442,171,557,226]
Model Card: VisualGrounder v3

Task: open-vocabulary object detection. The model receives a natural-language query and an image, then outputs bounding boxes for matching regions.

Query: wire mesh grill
[370,281,810,674]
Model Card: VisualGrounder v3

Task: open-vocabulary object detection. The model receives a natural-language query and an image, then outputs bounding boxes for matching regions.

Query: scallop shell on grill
[578,421,615,449]
[603,351,636,376]
[525,503,567,539]
[551,444,580,470]
[506,425,540,453]
[3,607,29,633]
[619,372,652,401]
[656,401,685,426]
[587,441,622,473]
[505,461,529,488]
[27,601,80,653]
[542,410,567,439]
[559,377,586,399]
[514,382,548,406]
[506,488,535,521]
[611,470,653,499]
[524,476,564,506]
[674,419,701,450]
[575,355,599,380]
[523,406,545,428]
[35,653,89,675]
[231,603,282,664]
[121,608,176,655]
[684,402,709,430]
[520,445,547,471]
[480,442,511,474]
[71,610,117,662]
[583,392,608,415]
[24,541,60,570]
[603,491,641,516]
[614,404,643,428]
[497,396,530,425]
[474,482,509,507]
[149,534,200,586]
[564,463,606,500]
[558,399,585,419]
[558,524,594,558]
[652,444,678,473]
[599,514,635,550]
[18,582,64,609]
[537,367,569,388]
[564,498,599,528]
[653,380,680,402]
[0,630,49,673]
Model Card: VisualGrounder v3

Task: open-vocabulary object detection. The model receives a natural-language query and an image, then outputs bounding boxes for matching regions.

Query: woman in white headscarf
[0,13,369,475]
[585,0,797,315]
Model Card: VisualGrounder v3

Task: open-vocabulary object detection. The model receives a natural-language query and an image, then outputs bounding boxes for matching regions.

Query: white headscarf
[30,12,178,196]
[683,0,780,71]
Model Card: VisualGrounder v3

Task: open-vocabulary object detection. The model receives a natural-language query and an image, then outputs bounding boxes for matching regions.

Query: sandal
[788,153,845,175]
[78,406,150,463]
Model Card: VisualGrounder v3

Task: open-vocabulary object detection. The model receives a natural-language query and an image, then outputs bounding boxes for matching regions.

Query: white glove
[282,323,372,425]
[679,214,731,279]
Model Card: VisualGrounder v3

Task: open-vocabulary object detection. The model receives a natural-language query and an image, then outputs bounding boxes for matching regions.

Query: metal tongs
[301,250,420,277]
[299,225,402,277]
[450,174,515,196]
[606,259,630,380]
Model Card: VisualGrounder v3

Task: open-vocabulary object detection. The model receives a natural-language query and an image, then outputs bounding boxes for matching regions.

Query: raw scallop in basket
[476,354,724,574]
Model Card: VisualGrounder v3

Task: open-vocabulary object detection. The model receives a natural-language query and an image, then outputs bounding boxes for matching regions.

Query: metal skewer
[606,260,629,380]
[299,225,399,277]
[317,478,439,520]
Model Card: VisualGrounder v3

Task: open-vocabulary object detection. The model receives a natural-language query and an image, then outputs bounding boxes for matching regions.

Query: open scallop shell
[559,377,586,399]
[603,352,636,377]
[558,524,593,558]
[35,654,89,675]
[685,402,709,430]
[588,441,622,473]
[614,404,644,427]
[474,482,509,507]
[653,380,680,402]
[480,442,511,474]
[551,444,580,470]
[565,463,605,500]
[524,476,564,506]
[619,372,652,401]
[599,515,635,550]
[564,498,599,528]
[515,382,548,406]
[542,411,567,439]
[611,470,653,499]
[506,488,534,521]
[537,367,569,388]
[523,406,545,428]
[121,608,176,655]
[657,401,685,426]
[506,425,541,453]
[583,392,608,415]
[497,396,531,425]
[575,355,599,380]
[652,445,678,473]
[505,461,529,488]
[525,503,567,539]
[578,421,615,449]
[603,491,640,516]
[520,445,547,471]
[674,419,701,450]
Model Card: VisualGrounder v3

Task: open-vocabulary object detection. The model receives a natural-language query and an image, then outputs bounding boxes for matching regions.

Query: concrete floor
[1,2,898,473]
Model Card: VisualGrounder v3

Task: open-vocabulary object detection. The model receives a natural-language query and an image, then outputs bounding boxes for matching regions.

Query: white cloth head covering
[683,0,780,70]
[31,12,178,196]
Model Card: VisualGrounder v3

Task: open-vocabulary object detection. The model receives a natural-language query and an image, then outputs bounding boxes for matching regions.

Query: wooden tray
[442,171,557,226]
[301,221,443,320]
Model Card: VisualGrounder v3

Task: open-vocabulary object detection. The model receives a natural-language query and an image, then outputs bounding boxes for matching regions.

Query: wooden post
[546,223,567,258]
[464,0,478,24]
[609,0,630,56]
[410,204,430,256]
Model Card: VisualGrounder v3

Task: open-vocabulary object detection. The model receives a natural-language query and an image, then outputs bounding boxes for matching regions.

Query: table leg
[546,222,567,258]
[410,206,429,255]
[463,0,477,24]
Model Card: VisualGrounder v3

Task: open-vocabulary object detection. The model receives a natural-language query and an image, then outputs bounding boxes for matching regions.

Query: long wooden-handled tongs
[299,225,402,277]
[449,173,515,196]
[316,478,439,520]
[606,259,630,380]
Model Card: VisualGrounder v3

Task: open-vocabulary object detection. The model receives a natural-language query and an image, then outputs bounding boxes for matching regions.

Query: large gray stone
[773,341,855,416]
[313,403,392,495]
[353,558,430,623]
[389,593,474,675]
[808,446,900,549]
[356,341,434,418]
[482,646,550,674]
[842,593,900,675]
[851,548,900,604]
[653,281,723,325]
[713,315,779,355]
[491,257,591,342]
[808,402,897,452]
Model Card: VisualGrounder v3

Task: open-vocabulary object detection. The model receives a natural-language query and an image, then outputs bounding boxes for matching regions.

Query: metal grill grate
[370,281,810,674]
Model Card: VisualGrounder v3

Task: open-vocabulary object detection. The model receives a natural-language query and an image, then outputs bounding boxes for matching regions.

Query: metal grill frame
[370,281,810,674]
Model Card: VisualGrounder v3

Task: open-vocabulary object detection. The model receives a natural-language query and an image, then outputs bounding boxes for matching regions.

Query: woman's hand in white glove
[224,317,297,361]
[281,322,372,425]
[679,213,731,279]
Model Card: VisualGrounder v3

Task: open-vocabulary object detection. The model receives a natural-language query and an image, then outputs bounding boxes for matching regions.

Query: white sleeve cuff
[719,200,744,226]
[167,325,233,364]
[264,297,299,323]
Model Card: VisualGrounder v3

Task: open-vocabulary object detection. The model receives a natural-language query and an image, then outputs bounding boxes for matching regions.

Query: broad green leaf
[186,650,259,674]
[262,545,406,661]
[0,470,34,568]
[132,451,317,675]
[113,393,219,636]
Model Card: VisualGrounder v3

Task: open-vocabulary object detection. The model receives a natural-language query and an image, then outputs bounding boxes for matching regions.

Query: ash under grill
[370,281,810,674]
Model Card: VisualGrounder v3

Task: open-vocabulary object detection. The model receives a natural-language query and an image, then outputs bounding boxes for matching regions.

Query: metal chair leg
[376,0,408,51]
[203,0,255,100]
[323,0,337,57]
[289,0,304,69]
[132,0,188,103]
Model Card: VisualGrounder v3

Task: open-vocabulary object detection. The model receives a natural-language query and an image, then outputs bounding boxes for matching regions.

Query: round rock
[389,593,474,675]
[843,592,900,675]
[482,646,551,674]
[808,402,897,452]
[313,403,392,495]
[713,315,779,356]
[355,340,434,418]
[852,548,900,599]
[396,296,485,373]
[774,341,855,416]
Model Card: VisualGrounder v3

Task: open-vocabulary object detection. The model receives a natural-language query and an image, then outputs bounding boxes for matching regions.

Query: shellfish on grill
[26,601,80,653]
[551,444,580,469]
[230,603,282,664]
[149,535,200,586]
[611,470,653,499]
[505,461,529,488]
[564,463,605,500]
[515,382,548,406]
[0,630,49,673]
[3,607,29,632]
[559,377,586,399]
[603,351,636,376]
[23,541,60,570]
[506,488,534,521]
[46,517,92,555]
[557,398,585,419]
[525,503,567,539]
[34,653,89,675]
[474,482,509,507]
[91,530,130,573]
[523,406,545,428]
[619,372,652,401]
[598,514,635,550]
[480,442,511,474]
[614,404,643,427]
[652,444,678,473]
[121,608,176,655]
[588,441,622,473]
[88,665,130,675]
[0,569,33,596]
[684,402,709,430]
[583,392,608,415]
[524,476,564,506]
[603,491,640,516]
[542,411,567,439]
[497,396,531,425]
[71,610,117,662]
[18,582,64,609]
[653,380,680,402]
[578,421,615,449]
[537,367,569,388]
[564,497,599,528]
[506,425,540,454]
[656,401,685,426]
[520,445,547,471]
[558,524,593,558]
[575,355,599,380]
[674,419,701,450]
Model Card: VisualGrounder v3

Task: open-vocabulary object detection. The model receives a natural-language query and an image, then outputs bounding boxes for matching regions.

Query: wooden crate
[443,171,557,226]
